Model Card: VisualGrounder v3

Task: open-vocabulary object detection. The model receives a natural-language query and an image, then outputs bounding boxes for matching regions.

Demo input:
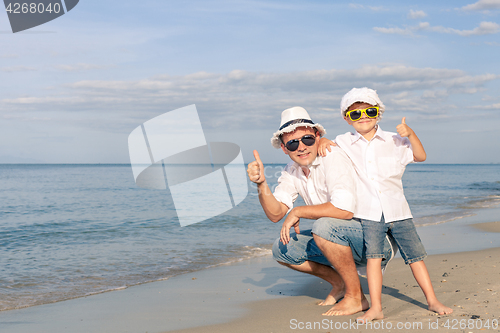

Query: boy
[319,87,452,322]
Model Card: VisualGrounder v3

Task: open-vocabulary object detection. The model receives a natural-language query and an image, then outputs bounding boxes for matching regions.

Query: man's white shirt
[273,146,356,213]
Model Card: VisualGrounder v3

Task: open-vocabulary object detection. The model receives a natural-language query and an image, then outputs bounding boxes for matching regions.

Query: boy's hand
[396,117,415,138]
[247,150,266,184]
[318,137,336,157]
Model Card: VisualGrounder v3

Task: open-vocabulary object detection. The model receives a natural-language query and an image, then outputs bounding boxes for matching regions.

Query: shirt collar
[350,125,386,143]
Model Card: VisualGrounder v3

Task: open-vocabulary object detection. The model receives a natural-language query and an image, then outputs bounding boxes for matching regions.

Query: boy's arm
[396,117,426,162]
[247,150,289,222]
[317,137,337,157]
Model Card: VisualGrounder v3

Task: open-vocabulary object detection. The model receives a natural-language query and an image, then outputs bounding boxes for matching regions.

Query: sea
[1,163,499,312]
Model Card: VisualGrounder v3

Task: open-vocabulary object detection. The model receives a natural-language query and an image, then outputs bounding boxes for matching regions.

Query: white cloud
[461,0,500,11]
[349,3,386,11]
[428,21,500,36]
[408,9,427,19]
[475,102,500,109]
[374,21,500,36]
[0,66,37,72]
[0,54,18,59]
[1,65,498,132]
[55,63,114,72]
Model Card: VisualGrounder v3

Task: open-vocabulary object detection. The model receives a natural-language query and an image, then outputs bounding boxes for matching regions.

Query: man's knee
[312,217,358,246]
[271,237,283,262]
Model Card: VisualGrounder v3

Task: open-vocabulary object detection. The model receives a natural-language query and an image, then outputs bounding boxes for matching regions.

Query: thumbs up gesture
[247,150,266,184]
[396,117,414,138]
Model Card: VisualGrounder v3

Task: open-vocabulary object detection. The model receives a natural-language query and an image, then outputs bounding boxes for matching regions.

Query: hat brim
[270,123,326,149]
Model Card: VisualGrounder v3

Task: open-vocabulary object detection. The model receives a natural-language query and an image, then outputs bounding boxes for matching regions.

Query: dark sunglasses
[284,134,316,152]
[345,106,379,121]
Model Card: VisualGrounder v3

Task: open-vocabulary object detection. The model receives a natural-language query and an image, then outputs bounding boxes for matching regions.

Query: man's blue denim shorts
[361,217,427,265]
[272,217,396,273]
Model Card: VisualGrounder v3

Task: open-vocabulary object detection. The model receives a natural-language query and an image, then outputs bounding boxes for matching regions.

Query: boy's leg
[410,261,453,315]
[357,258,385,323]
[389,219,453,315]
[356,218,387,322]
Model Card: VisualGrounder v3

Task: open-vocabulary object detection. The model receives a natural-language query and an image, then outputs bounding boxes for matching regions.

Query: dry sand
[472,221,500,233]
[168,246,500,333]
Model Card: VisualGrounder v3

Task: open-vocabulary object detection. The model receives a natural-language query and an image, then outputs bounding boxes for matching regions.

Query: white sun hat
[340,87,386,119]
[270,106,326,149]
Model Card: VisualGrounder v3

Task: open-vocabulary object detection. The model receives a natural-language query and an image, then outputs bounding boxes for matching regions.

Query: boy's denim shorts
[361,217,427,265]
[272,217,397,274]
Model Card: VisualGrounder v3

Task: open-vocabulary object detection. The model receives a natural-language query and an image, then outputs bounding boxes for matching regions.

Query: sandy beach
[1,215,499,333]
[168,245,500,333]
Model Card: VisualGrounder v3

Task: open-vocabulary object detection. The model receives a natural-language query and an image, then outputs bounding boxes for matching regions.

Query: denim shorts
[272,217,396,273]
[361,217,427,265]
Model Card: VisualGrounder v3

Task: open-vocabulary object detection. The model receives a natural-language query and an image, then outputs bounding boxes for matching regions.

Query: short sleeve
[393,135,414,166]
[273,165,299,210]
[322,148,356,213]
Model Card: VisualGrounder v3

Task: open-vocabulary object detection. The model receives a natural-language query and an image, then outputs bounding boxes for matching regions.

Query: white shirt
[335,126,414,223]
[273,146,356,213]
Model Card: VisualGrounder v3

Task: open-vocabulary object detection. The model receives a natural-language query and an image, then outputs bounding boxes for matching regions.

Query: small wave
[414,212,476,227]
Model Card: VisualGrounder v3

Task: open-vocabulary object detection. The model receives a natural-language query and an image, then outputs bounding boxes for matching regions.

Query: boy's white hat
[340,87,385,118]
[270,106,326,149]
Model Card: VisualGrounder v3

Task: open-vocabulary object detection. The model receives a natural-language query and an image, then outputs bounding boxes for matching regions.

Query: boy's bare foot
[322,294,369,316]
[317,285,345,306]
[356,308,384,323]
[428,300,453,315]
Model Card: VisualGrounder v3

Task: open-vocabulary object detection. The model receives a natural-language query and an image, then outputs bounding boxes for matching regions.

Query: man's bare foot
[356,308,384,323]
[429,300,453,315]
[322,294,369,316]
[317,285,345,306]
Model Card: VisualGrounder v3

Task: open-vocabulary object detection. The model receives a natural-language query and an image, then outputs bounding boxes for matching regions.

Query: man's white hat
[270,106,326,149]
[340,87,386,118]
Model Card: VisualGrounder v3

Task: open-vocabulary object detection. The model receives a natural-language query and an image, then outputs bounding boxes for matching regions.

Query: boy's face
[280,126,319,167]
[344,102,378,135]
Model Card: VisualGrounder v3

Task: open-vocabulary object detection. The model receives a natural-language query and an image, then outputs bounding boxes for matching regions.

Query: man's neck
[300,165,311,178]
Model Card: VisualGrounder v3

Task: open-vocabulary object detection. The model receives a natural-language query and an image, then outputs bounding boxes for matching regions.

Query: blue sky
[1,0,499,164]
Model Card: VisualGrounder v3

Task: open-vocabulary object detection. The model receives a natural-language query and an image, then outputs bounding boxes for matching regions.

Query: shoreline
[1,215,500,333]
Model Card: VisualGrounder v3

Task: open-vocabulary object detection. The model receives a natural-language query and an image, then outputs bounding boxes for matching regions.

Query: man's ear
[280,143,289,155]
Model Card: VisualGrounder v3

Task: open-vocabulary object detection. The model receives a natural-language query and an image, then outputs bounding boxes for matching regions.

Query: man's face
[344,102,378,135]
[280,127,319,167]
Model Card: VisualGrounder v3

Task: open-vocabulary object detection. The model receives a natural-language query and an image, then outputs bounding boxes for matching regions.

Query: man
[247,106,396,316]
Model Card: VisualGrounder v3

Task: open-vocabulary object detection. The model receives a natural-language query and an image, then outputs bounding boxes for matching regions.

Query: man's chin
[293,153,316,167]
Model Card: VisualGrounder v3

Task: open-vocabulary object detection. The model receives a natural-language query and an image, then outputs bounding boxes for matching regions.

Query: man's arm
[396,117,426,162]
[247,150,289,222]
[279,202,353,245]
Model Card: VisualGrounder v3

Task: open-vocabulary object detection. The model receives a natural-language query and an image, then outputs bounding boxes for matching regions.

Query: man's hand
[280,209,300,244]
[396,117,414,138]
[247,150,265,184]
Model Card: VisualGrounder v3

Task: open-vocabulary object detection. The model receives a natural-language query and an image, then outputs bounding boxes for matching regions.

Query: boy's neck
[358,125,378,141]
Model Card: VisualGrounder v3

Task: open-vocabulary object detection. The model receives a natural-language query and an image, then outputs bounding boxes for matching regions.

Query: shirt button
[371,178,374,180]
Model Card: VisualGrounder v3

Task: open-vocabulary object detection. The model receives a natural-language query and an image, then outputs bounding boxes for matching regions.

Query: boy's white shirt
[335,126,415,223]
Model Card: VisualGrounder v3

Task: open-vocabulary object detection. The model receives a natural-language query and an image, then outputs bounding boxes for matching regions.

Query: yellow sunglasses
[345,106,379,121]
